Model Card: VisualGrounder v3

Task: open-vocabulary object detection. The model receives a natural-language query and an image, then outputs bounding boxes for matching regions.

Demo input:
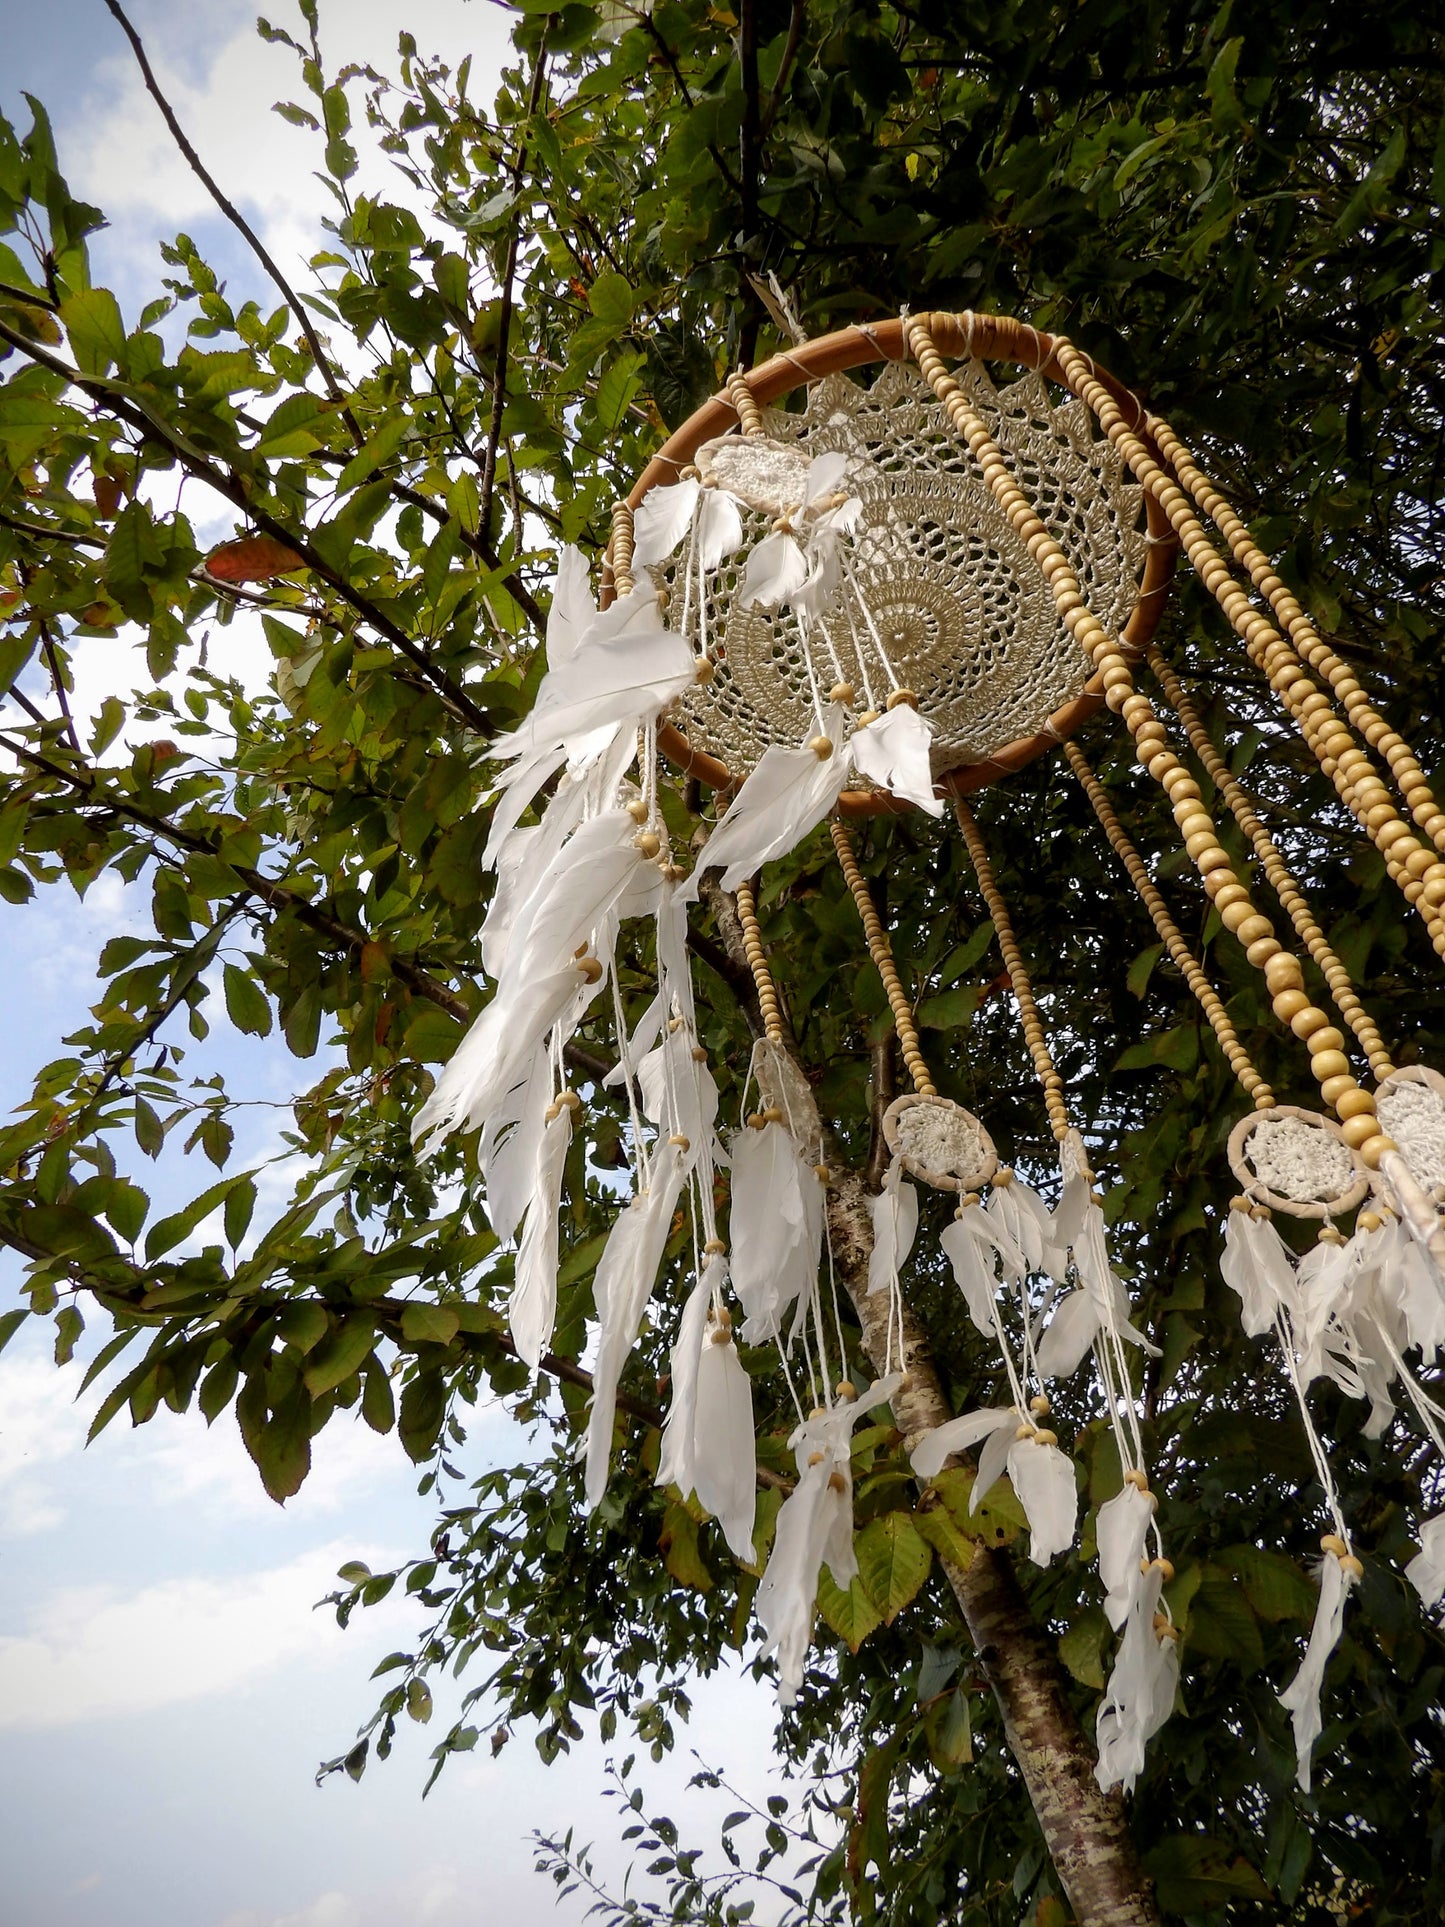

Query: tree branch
[0,316,494,734]
[478,38,550,542]
[101,0,364,442]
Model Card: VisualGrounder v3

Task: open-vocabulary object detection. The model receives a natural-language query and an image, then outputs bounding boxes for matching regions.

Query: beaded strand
[904,313,1396,1171]
[829,820,937,1097]
[1063,741,1276,1111]
[950,798,1071,1141]
[734,879,786,1046]
[1146,646,1396,1082]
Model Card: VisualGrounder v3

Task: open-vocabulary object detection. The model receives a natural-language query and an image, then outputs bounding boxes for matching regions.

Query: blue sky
[0,7,795,1923]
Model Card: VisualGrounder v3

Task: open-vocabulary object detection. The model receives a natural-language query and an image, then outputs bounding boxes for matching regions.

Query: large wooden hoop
[602,311,1180,812]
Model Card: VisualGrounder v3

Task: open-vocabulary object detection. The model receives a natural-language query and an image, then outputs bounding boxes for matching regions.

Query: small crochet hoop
[1375,1066,1445,1199]
[1226,1104,1370,1220]
[882,1092,998,1193]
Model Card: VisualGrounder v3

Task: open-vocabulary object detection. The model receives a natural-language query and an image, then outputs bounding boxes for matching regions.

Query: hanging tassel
[1096,1480,1158,1630]
[681,705,851,897]
[940,1198,1026,1337]
[1279,1544,1359,1792]
[1036,1187,1158,1378]
[757,1376,903,1703]
[509,1101,574,1370]
[850,704,944,817]
[1219,1201,1300,1338]
[1405,1516,1445,1608]
[1095,1565,1179,1794]
[867,1158,919,1296]
[692,1309,758,1564]
[729,1119,824,1344]
[583,1147,690,1508]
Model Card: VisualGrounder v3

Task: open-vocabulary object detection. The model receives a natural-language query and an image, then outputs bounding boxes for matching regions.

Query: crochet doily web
[657,360,1148,777]
[894,1102,989,1182]
[1377,1080,1445,1193]
[1241,1114,1357,1205]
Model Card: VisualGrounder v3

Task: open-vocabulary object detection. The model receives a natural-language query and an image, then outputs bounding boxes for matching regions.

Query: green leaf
[1058,1609,1109,1690]
[587,270,635,328]
[0,1308,29,1358]
[399,1302,460,1346]
[144,1176,241,1260]
[398,1368,448,1463]
[924,1686,973,1771]
[0,631,36,699]
[223,1177,256,1250]
[1186,1567,1264,1668]
[278,1301,330,1354]
[660,1501,714,1592]
[816,1567,883,1651]
[105,1180,149,1244]
[222,962,273,1036]
[406,1676,433,1723]
[854,1512,932,1622]
[593,350,645,431]
[1217,1545,1317,1623]
[244,1380,312,1502]
[256,391,330,457]
[916,984,985,1031]
[59,287,126,375]
[1126,942,1164,999]
[303,1317,376,1396]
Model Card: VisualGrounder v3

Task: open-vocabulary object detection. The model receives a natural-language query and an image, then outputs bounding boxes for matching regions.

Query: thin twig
[478,37,550,541]
[102,0,363,443]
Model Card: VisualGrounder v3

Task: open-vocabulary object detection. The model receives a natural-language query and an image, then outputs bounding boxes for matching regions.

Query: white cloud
[66,0,516,310]
[216,1867,475,1927]
[0,1535,396,1729]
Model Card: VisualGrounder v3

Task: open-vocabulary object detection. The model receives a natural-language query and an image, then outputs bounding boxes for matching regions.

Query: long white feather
[867,1160,918,1294]
[658,1266,715,1492]
[1279,1552,1356,1792]
[480,1046,551,1242]
[738,528,808,609]
[1097,1481,1157,1630]
[492,616,695,768]
[584,1149,688,1508]
[850,706,943,816]
[909,1405,1016,1482]
[693,1326,757,1564]
[509,1105,572,1370]
[682,707,850,898]
[1095,1567,1178,1794]
[1006,1433,1078,1566]
[729,1120,823,1343]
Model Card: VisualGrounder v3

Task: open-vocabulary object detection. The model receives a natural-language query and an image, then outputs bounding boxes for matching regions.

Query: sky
[0,7,801,1923]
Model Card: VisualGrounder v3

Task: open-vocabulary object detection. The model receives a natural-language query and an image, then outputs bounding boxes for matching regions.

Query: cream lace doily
[1227,1106,1369,1219]
[658,361,1147,778]
[882,1093,998,1192]
[1376,1069,1445,1197]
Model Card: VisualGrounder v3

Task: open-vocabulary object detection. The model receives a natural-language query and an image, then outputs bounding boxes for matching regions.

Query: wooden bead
[1335,1087,1375,1120]
[626,797,649,822]
[809,735,834,759]
[1290,1005,1329,1040]
[1234,913,1273,945]
[1184,829,1218,860]
[1320,1073,1355,1106]
[1265,955,1304,992]
[1308,1026,1345,1054]
[1311,1048,1350,1081]
[1246,937,1282,967]
[1271,988,1309,1023]
[1220,900,1254,933]
[1197,847,1233,875]
[1359,1133,1398,1169]
[828,682,855,705]
[634,831,661,857]
[1341,1114,1379,1149]
[886,687,919,710]
[1213,882,1250,914]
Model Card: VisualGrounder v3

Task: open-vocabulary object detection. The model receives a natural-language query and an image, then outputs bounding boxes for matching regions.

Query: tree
[2,1,1443,1921]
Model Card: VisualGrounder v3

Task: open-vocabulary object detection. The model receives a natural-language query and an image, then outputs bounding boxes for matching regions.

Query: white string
[1275,1305,1352,1545]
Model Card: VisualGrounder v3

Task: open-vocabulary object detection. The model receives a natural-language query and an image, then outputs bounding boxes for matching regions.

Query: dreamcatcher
[412,310,1445,1793]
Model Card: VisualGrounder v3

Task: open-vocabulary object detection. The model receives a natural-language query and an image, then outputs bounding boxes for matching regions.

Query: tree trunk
[706,877,1161,1926]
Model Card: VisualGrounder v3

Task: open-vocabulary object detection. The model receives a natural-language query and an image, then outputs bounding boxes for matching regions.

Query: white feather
[632,479,701,566]
[693,1328,758,1564]
[492,618,694,768]
[1406,1514,1445,1608]
[867,1161,919,1294]
[658,1266,715,1493]
[584,1149,689,1509]
[849,706,943,816]
[1097,1481,1157,1630]
[729,1120,823,1344]
[682,707,850,898]
[738,528,808,609]
[546,544,595,663]
[480,1046,551,1243]
[1095,1567,1178,1794]
[509,1105,572,1370]
[1007,1433,1079,1566]
[1279,1552,1356,1792]
[909,1405,1016,1482]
